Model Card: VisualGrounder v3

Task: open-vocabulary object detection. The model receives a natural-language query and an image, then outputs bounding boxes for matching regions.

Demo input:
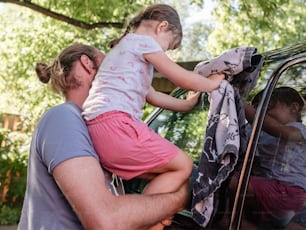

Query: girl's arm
[144,51,224,92]
[146,86,200,112]
[244,103,304,141]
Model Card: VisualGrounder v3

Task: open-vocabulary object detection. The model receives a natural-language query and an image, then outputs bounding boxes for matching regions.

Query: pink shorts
[248,175,306,221]
[86,111,180,180]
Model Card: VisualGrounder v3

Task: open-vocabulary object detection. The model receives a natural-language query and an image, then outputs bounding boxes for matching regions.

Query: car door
[230,52,306,230]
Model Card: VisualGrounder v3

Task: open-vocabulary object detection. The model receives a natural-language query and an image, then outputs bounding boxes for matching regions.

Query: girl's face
[156,30,178,51]
[154,20,180,51]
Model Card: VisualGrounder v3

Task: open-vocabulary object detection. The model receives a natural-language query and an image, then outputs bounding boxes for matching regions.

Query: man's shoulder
[42,102,81,121]
[50,102,80,113]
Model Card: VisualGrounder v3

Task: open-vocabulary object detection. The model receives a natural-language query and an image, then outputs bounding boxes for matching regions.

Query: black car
[124,41,306,230]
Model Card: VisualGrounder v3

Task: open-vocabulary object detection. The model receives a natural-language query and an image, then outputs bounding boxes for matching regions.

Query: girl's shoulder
[121,33,162,53]
[125,33,155,42]
[123,34,159,47]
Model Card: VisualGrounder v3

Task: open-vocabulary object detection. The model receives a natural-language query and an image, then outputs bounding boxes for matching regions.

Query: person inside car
[229,86,306,229]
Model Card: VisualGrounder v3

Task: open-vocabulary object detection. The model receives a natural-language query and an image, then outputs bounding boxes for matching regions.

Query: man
[18,44,188,230]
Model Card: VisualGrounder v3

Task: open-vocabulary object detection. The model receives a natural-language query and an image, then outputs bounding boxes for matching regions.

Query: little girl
[83,4,224,228]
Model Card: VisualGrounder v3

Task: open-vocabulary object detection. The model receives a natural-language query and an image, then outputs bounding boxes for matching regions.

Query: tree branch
[0,0,125,29]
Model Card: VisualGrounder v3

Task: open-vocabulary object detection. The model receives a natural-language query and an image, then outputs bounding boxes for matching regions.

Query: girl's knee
[176,151,193,177]
[164,150,193,178]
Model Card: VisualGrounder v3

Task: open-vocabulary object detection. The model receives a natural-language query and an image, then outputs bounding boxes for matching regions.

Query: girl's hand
[207,73,225,82]
[201,73,225,92]
[186,91,201,107]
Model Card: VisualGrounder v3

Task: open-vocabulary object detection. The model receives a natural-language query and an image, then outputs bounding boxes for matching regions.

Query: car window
[148,92,209,161]
[230,59,306,229]
[147,62,305,164]
[277,62,305,91]
[253,61,305,122]
[276,62,306,123]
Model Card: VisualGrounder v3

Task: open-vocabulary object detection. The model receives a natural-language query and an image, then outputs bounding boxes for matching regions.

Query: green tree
[206,0,306,54]
[0,0,305,224]
[0,2,132,124]
[0,1,152,223]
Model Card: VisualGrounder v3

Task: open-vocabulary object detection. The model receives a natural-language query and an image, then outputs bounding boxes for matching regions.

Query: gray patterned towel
[191,47,263,227]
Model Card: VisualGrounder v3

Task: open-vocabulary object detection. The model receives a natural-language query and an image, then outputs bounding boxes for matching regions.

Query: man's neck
[65,87,89,109]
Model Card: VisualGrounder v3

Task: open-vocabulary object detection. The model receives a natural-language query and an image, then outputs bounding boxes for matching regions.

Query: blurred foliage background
[0,0,305,225]
[1,0,305,119]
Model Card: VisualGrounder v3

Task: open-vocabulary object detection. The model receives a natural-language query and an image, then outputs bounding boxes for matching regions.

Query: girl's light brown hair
[109,4,183,49]
[35,44,99,96]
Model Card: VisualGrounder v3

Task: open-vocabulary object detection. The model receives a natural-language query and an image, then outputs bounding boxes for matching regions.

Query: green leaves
[207,0,306,55]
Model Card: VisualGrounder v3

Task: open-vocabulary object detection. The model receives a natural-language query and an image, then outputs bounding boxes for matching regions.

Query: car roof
[262,40,306,64]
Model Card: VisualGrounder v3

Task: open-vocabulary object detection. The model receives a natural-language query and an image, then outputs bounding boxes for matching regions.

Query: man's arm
[53,156,188,230]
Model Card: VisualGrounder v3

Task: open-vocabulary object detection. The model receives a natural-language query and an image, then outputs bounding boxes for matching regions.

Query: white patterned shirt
[83,33,162,121]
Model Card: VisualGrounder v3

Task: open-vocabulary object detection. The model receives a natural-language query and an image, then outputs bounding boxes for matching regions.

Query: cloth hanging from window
[191,47,264,227]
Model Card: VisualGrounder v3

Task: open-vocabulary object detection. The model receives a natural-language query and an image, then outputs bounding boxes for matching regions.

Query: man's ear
[157,20,169,32]
[80,55,94,74]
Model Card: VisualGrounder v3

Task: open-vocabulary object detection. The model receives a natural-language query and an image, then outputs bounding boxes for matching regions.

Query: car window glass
[148,92,209,161]
[229,59,306,230]
[276,62,306,123]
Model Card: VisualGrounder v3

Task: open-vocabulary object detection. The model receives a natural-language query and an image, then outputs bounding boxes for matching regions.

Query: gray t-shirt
[18,102,100,230]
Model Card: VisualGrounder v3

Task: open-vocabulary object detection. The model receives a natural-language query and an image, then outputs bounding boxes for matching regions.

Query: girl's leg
[141,149,193,194]
[140,150,193,230]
